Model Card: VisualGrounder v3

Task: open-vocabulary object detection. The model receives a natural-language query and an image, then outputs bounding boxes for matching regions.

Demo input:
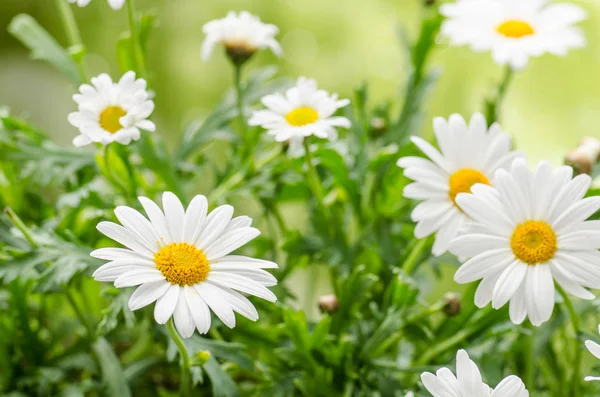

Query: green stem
[166,319,192,397]
[524,323,535,391]
[3,207,37,247]
[126,0,148,80]
[234,64,246,135]
[303,139,329,225]
[65,288,96,341]
[402,237,430,275]
[120,145,139,198]
[557,285,582,397]
[485,66,514,125]
[55,0,88,81]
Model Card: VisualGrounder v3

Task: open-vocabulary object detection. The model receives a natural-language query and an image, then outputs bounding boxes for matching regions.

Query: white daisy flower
[397,113,524,256]
[68,72,155,147]
[91,192,278,338]
[421,349,528,397]
[585,325,600,381]
[201,11,282,64]
[248,77,351,156]
[450,159,600,326]
[68,0,125,10]
[440,0,587,69]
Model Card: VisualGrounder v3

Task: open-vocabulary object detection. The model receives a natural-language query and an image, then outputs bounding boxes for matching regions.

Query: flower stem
[54,0,88,82]
[65,287,96,341]
[166,319,192,397]
[126,0,148,80]
[3,207,37,247]
[524,322,535,391]
[234,64,246,135]
[485,65,514,125]
[557,285,582,397]
[402,237,430,275]
[303,139,330,231]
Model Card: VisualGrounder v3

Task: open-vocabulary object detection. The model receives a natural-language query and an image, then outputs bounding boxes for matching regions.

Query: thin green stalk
[103,144,131,199]
[65,288,96,341]
[126,0,148,80]
[120,145,139,198]
[234,64,246,136]
[303,139,329,226]
[557,285,582,397]
[402,237,430,275]
[55,0,88,81]
[485,66,514,125]
[524,323,535,391]
[166,319,192,397]
[3,207,37,247]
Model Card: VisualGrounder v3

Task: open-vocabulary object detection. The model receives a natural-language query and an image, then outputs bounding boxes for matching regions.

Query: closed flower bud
[318,294,339,314]
[565,136,600,175]
[443,292,461,317]
[370,117,387,138]
[192,350,211,366]
[225,43,257,67]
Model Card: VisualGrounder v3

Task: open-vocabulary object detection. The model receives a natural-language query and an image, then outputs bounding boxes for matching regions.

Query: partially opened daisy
[440,0,587,69]
[421,349,528,397]
[585,326,600,381]
[249,77,351,156]
[201,11,282,65]
[397,113,524,256]
[68,0,125,10]
[91,192,278,338]
[450,159,600,326]
[68,72,155,147]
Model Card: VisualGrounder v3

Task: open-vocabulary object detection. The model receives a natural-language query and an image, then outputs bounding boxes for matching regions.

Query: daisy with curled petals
[585,326,600,381]
[68,72,155,147]
[68,0,125,10]
[450,159,600,326]
[91,192,278,338]
[248,77,351,156]
[440,0,587,69]
[421,349,528,397]
[397,113,524,256]
[201,11,282,64]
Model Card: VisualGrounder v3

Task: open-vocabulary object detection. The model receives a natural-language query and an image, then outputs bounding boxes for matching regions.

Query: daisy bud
[442,292,461,317]
[225,43,257,67]
[318,294,339,314]
[369,117,387,138]
[192,350,211,366]
[424,0,436,6]
[565,136,600,175]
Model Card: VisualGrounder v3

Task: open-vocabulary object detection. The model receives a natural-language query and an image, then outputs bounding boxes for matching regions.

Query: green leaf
[203,356,239,397]
[92,337,132,397]
[8,14,82,86]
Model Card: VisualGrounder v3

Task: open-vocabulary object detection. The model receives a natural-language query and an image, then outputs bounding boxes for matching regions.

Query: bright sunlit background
[1,0,599,165]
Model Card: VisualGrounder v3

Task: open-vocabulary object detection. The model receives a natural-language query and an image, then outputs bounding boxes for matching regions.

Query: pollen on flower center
[285,107,319,127]
[448,168,490,205]
[510,220,557,265]
[99,106,126,134]
[497,20,535,38]
[154,242,211,286]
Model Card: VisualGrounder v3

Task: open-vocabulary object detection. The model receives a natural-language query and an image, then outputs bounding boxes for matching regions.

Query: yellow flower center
[154,242,211,286]
[285,107,319,127]
[497,20,535,38]
[510,221,557,265]
[99,106,126,134]
[448,168,490,205]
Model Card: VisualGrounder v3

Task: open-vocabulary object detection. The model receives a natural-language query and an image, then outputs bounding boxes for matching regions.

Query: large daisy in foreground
[249,77,351,156]
[440,0,587,69]
[450,159,600,326]
[92,192,278,338]
[68,72,155,147]
[397,113,524,256]
[421,349,528,397]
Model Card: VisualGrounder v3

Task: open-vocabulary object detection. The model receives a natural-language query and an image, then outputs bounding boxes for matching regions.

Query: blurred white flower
[421,349,528,397]
[440,0,587,69]
[585,325,600,381]
[92,192,278,338]
[249,77,351,156]
[450,159,600,326]
[68,72,155,147]
[201,11,282,63]
[68,0,125,10]
[397,113,523,256]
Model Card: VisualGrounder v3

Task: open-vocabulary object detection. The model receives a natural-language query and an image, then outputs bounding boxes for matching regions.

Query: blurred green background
[1,0,599,165]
